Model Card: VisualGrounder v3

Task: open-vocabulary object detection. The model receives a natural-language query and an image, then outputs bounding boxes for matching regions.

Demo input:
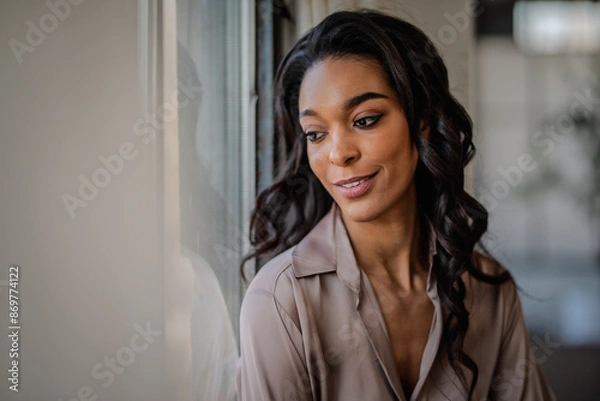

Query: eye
[301,130,326,143]
[354,114,383,128]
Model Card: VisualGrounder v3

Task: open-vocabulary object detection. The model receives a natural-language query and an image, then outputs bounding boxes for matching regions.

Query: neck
[341,183,429,292]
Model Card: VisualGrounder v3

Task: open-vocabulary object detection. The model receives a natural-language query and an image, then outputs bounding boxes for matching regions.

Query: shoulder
[465,250,519,308]
[463,252,524,345]
[238,247,307,377]
[240,246,301,330]
[471,250,508,277]
[245,246,296,295]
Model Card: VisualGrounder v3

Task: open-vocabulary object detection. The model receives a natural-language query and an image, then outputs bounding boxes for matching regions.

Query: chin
[336,200,385,224]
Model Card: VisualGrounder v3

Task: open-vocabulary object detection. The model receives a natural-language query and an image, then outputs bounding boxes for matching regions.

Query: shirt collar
[291,202,439,295]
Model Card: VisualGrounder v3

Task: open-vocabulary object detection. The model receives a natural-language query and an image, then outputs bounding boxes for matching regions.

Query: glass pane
[175,1,244,400]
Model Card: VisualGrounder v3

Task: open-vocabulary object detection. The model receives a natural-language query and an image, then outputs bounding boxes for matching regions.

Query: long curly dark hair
[240,9,512,399]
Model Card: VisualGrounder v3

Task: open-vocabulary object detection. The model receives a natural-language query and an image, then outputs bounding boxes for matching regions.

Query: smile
[334,172,377,199]
[341,176,371,188]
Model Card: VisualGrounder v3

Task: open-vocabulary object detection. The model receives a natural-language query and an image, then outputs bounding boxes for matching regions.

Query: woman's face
[298,56,425,223]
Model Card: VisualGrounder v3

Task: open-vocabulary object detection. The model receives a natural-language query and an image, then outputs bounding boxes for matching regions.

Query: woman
[237,10,555,401]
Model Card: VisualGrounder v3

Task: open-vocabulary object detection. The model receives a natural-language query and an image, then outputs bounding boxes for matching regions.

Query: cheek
[369,129,417,169]
[307,145,329,179]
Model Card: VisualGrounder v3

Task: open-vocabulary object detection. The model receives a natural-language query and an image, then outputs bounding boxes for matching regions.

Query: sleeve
[236,287,313,401]
[487,282,557,401]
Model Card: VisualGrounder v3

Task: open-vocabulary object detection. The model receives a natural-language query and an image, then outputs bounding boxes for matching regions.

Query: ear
[420,119,430,143]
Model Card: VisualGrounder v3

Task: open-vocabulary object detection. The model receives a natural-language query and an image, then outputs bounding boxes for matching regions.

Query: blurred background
[1,0,598,400]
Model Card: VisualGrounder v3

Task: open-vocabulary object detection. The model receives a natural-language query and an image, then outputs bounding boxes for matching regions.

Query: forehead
[298,56,394,111]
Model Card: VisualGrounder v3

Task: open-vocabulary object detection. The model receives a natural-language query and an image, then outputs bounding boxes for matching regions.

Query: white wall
[475,37,600,344]
[0,1,169,399]
[475,37,598,259]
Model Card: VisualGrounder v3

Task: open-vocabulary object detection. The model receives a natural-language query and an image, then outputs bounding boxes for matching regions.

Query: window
[157,1,255,399]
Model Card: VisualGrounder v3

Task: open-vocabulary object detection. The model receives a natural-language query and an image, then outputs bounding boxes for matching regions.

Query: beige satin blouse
[237,203,556,401]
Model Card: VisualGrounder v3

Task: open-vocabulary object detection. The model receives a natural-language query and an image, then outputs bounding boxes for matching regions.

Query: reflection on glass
[171,0,244,399]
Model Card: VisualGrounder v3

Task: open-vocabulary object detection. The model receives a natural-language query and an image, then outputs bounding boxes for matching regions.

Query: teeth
[342,177,368,188]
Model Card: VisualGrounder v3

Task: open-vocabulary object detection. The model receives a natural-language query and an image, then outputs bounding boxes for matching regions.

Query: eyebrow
[299,91,389,119]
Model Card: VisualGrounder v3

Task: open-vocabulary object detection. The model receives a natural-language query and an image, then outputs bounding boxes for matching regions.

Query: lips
[334,172,377,187]
[333,172,378,199]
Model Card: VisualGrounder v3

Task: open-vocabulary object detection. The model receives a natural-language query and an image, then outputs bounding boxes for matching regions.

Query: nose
[328,127,360,166]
